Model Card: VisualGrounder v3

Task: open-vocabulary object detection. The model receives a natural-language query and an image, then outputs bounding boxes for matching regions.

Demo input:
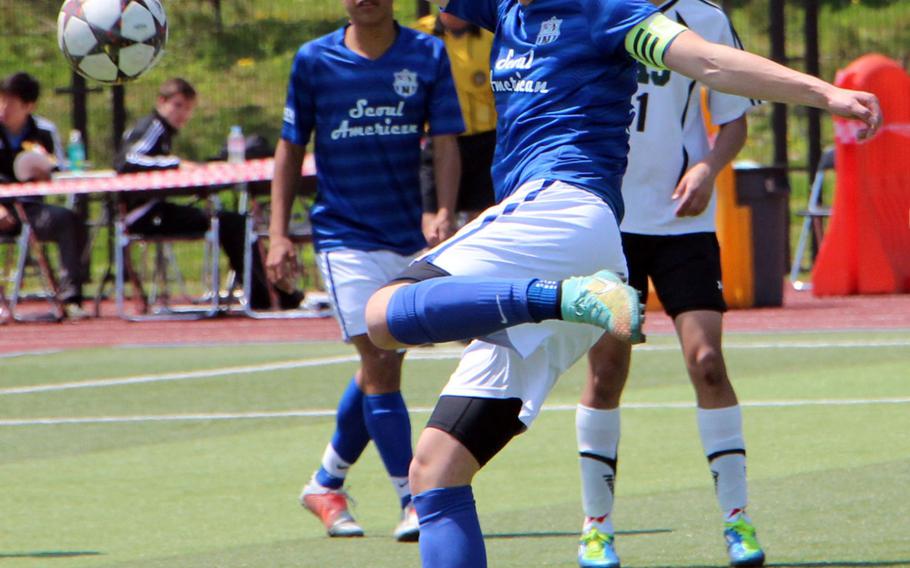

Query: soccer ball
[57,0,168,85]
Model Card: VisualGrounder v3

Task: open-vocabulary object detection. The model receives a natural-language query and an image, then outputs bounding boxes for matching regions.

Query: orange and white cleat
[300,479,364,538]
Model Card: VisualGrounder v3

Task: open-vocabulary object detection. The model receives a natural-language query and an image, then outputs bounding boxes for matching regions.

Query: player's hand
[825,87,882,141]
[673,162,715,217]
[423,209,456,247]
[30,169,53,182]
[265,235,299,291]
[0,205,17,233]
[421,212,437,245]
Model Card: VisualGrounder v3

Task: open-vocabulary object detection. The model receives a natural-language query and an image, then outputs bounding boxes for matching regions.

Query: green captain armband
[625,13,688,70]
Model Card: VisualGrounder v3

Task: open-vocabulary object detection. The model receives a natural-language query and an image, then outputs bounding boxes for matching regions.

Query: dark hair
[0,72,41,104]
[158,77,196,100]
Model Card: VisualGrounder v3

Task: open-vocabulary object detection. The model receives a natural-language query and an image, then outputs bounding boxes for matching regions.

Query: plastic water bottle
[227,125,245,164]
[67,129,86,172]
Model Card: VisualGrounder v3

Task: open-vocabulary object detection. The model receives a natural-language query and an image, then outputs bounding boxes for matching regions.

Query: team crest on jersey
[535,17,562,45]
[393,69,418,98]
[283,106,295,125]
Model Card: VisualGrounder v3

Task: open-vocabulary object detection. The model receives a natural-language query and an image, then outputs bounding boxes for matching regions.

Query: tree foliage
[724,0,902,9]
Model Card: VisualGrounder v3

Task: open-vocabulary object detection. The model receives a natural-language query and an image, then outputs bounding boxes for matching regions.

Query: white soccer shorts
[317,248,419,341]
[421,179,627,426]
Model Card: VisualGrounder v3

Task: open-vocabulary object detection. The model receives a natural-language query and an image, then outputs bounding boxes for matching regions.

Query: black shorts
[622,232,727,318]
[421,130,496,214]
[426,395,525,467]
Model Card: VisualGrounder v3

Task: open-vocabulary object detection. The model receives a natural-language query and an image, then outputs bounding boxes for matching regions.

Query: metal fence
[728,0,909,175]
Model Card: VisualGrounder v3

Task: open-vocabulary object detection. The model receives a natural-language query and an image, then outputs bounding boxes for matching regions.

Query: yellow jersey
[414,15,497,136]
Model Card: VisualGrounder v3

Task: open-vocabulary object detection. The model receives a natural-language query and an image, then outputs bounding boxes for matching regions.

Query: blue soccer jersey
[444,0,657,219]
[282,24,464,254]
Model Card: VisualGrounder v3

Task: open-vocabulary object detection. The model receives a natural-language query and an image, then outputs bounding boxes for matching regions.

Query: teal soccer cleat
[724,516,766,567]
[561,270,645,344]
[578,526,620,568]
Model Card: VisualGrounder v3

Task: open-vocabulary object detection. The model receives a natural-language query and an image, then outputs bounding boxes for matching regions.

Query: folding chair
[114,198,222,321]
[237,179,329,319]
[789,147,835,291]
[0,285,9,324]
[0,203,65,322]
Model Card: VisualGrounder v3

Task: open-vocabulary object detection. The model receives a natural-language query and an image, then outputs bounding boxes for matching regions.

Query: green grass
[1,331,909,566]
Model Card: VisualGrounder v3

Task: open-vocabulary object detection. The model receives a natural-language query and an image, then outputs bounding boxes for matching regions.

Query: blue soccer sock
[414,486,486,568]
[314,377,370,489]
[363,391,413,508]
[386,277,561,345]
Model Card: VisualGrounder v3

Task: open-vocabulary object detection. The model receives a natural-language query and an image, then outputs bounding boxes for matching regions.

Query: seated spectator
[0,72,89,318]
[114,77,302,310]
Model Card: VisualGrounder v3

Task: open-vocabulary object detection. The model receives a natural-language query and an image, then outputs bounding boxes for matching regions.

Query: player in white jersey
[576,3,766,567]
[361,1,881,567]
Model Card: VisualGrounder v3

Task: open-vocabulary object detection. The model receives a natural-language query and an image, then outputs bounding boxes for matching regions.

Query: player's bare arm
[626,14,881,139]
[426,133,460,246]
[0,204,16,233]
[266,138,303,289]
[673,115,747,217]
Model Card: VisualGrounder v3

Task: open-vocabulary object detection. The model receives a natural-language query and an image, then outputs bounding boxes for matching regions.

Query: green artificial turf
[1,331,908,566]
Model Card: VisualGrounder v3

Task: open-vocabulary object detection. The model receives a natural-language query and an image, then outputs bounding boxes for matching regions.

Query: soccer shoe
[577,526,620,568]
[392,502,420,542]
[561,270,645,344]
[724,516,766,567]
[64,303,90,321]
[299,481,364,538]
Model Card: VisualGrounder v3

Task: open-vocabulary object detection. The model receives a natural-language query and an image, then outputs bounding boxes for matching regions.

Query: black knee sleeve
[389,259,450,284]
[427,395,526,467]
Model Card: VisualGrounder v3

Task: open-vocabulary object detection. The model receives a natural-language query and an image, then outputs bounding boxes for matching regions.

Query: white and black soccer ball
[57,0,168,85]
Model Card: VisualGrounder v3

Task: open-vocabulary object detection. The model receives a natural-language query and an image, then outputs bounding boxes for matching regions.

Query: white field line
[0,355,359,396]
[2,397,910,427]
[2,339,908,397]
[0,351,465,396]
[0,349,63,360]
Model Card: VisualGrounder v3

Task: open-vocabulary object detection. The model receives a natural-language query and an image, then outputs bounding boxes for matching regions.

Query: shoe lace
[580,527,612,555]
[573,288,611,323]
[726,519,760,550]
[335,486,358,511]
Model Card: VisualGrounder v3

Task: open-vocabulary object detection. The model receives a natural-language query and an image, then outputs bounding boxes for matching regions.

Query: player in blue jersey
[359,1,880,566]
[266,0,464,542]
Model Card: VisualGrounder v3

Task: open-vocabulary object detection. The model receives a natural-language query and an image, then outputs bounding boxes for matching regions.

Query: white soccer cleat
[393,502,420,542]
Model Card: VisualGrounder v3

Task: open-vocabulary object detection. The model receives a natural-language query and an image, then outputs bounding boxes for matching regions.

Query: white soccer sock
[576,404,620,534]
[391,475,410,505]
[697,405,748,518]
[320,443,353,481]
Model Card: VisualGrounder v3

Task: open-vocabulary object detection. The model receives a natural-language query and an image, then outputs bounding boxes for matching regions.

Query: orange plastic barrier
[715,164,756,308]
[813,54,910,295]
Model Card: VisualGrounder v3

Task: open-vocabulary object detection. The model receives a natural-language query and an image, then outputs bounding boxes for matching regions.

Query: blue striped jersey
[282,24,464,254]
[443,0,657,220]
